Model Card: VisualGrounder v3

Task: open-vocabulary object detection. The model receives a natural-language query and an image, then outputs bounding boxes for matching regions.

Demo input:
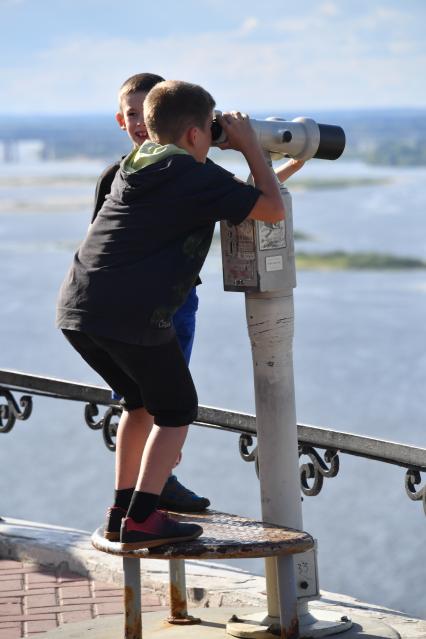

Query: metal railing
[0,368,425,514]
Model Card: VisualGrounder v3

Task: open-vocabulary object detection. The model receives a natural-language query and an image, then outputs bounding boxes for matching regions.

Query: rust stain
[169,581,187,617]
[124,585,142,639]
[280,616,299,639]
[167,583,201,625]
[166,614,201,625]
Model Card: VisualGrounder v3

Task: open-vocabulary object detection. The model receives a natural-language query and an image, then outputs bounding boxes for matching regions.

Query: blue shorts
[111,287,199,400]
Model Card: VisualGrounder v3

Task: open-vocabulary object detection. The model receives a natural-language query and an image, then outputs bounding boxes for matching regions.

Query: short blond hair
[144,80,215,144]
[118,73,164,112]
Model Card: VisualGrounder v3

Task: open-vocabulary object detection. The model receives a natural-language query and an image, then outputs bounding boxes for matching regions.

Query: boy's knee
[120,397,145,412]
[154,404,198,427]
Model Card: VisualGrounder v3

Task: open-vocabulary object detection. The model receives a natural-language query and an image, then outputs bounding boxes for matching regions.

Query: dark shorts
[62,330,198,427]
[111,287,199,401]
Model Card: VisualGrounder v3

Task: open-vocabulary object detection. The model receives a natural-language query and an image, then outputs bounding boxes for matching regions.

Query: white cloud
[357,6,411,31]
[238,17,258,35]
[0,14,425,114]
[320,2,339,17]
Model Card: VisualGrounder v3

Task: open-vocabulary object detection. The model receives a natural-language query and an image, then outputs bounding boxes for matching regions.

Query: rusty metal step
[91,510,313,560]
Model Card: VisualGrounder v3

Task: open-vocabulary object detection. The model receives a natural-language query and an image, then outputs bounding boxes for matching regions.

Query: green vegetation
[296,251,426,270]
[363,141,426,167]
[293,230,314,241]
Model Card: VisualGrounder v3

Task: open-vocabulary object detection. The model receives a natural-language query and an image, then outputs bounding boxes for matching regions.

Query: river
[0,156,425,618]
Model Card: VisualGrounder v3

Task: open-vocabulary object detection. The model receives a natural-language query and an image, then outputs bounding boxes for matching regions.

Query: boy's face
[116,91,149,147]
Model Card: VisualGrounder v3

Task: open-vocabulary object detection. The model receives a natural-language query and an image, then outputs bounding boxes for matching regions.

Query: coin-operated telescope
[213,115,351,639]
[212,114,345,293]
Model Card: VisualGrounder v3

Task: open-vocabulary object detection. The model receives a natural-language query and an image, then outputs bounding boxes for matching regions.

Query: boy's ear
[186,126,198,148]
[115,112,126,130]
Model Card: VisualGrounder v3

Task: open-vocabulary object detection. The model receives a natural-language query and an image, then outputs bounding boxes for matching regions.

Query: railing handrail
[1,368,425,472]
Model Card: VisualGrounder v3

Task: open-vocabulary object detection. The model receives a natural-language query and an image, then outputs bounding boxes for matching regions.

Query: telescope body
[212,115,345,161]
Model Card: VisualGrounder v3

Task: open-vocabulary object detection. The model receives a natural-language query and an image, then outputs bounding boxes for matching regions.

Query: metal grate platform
[91,510,314,560]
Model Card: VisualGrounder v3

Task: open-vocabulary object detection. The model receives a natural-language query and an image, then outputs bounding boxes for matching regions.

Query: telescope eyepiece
[211,118,224,143]
[314,124,346,160]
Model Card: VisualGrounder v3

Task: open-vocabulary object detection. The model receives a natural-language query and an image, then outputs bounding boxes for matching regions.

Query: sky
[0,0,425,115]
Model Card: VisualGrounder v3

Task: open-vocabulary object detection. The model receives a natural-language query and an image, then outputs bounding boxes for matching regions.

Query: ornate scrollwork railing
[0,369,425,515]
[405,469,426,515]
[84,402,122,451]
[298,446,340,497]
[0,386,33,433]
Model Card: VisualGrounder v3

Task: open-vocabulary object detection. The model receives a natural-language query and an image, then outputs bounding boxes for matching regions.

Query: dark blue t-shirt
[56,154,260,345]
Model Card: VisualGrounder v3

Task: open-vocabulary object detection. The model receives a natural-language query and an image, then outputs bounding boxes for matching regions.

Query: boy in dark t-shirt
[56,80,285,550]
[92,73,210,516]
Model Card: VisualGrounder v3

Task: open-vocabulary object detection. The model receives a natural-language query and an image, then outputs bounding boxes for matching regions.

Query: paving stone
[0,561,23,570]
[0,580,22,592]
[0,596,21,604]
[0,621,21,628]
[0,627,22,638]
[95,601,124,615]
[55,580,88,588]
[26,619,58,633]
[60,610,94,624]
[0,614,57,623]
[0,601,22,614]
[58,585,91,599]
[25,593,57,608]
[91,582,116,591]
[26,574,57,585]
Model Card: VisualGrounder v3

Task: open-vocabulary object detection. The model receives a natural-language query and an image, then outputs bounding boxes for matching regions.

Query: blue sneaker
[159,475,210,513]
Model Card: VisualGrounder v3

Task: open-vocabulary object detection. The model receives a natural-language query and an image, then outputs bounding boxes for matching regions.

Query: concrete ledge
[0,517,266,608]
[1,517,425,638]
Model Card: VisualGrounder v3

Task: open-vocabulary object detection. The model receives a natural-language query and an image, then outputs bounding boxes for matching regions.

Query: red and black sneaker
[120,510,203,551]
[104,506,126,541]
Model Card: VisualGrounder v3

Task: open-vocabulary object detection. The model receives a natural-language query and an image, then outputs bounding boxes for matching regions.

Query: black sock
[113,488,134,511]
[127,491,160,523]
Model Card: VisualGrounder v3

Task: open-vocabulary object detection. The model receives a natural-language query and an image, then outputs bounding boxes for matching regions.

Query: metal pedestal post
[167,559,201,625]
[227,290,351,638]
[123,557,142,639]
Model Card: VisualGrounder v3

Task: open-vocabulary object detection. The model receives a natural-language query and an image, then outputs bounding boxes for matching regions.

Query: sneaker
[104,506,126,541]
[159,474,210,513]
[120,510,203,551]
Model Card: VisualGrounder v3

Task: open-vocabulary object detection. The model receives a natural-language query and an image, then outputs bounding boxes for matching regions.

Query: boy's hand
[217,111,259,153]
[274,157,306,184]
[290,159,305,172]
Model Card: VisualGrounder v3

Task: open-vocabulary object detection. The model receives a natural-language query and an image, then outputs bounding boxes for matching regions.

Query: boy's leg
[111,288,208,513]
[135,424,189,494]
[115,407,153,490]
[64,330,202,546]
[160,287,210,512]
[93,335,202,548]
[61,330,149,538]
[103,407,155,541]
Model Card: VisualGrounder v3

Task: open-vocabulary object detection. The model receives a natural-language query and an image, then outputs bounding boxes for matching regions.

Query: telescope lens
[314,124,346,160]
[211,118,223,143]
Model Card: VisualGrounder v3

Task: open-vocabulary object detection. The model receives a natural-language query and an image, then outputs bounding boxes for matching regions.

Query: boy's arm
[275,158,305,183]
[219,112,284,224]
